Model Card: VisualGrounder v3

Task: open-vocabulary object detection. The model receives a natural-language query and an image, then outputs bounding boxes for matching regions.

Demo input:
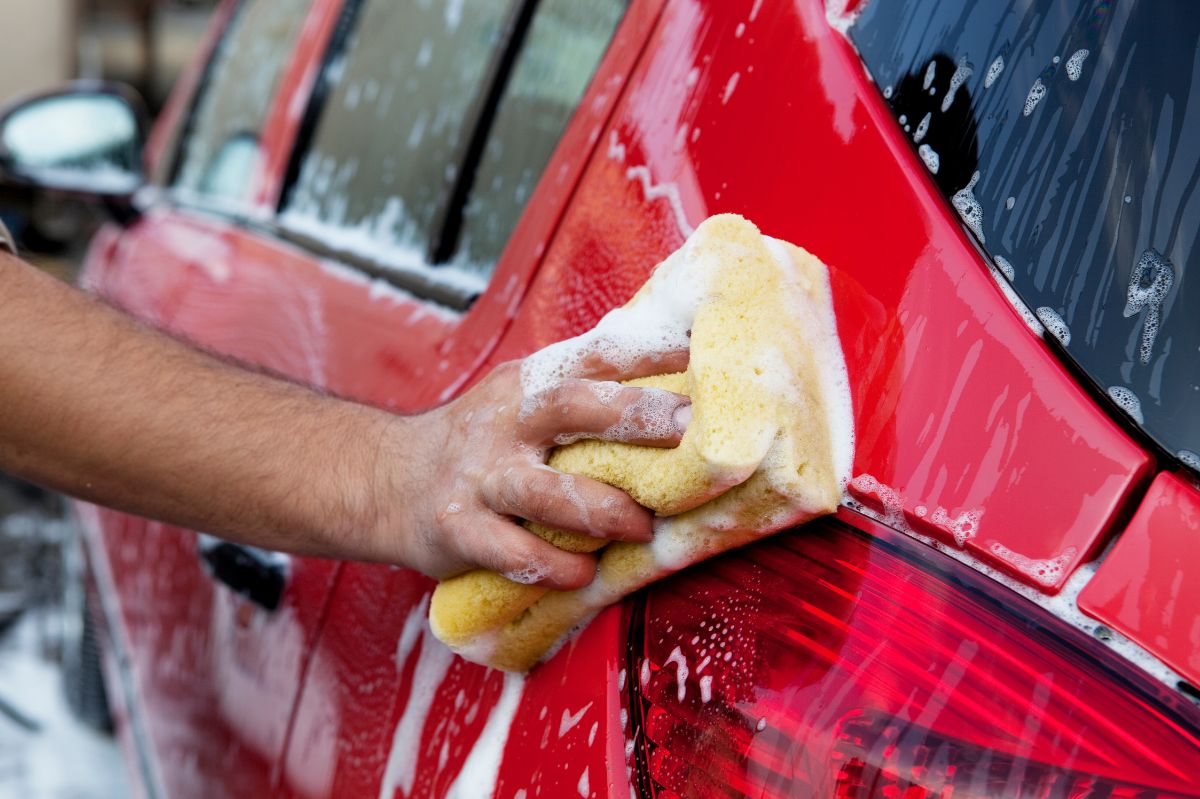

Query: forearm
[0,252,397,556]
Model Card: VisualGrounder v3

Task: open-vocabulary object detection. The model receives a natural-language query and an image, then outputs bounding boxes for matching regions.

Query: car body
[18,0,1197,795]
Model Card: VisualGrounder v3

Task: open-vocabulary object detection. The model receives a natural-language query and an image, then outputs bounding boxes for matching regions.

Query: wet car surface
[60,0,1200,796]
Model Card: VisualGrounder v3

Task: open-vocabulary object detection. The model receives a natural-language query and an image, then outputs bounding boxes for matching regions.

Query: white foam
[913,112,931,143]
[1106,386,1144,425]
[929,506,982,547]
[941,56,973,112]
[504,561,548,585]
[993,254,1015,282]
[1123,249,1174,365]
[918,144,940,174]
[952,171,986,243]
[1178,450,1200,471]
[444,673,525,799]
[1005,196,1016,211]
[576,768,590,798]
[984,55,1004,88]
[988,543,1078,589]
[1023,78,1047,117]
[1035,307,1071,346]
[988,264,1044,336]
[923,60,937,91]
[395,594,431,668]
[1065,49,1089,81]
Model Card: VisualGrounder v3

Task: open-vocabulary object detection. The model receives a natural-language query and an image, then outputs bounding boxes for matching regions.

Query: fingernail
[673,403,692,435]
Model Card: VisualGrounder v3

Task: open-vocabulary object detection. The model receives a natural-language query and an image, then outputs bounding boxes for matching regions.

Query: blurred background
[0,2,214,796]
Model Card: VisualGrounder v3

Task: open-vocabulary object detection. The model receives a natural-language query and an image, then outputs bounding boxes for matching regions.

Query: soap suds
[952,171,985,243]
[993,254,1015,282]
[940,56,973,112]
[1035,307,1071,346]
[1123,249,1174,365]
[918,144,940,174]
[1106,386,1144,425]
[504,561,548,585]
[699,675,713,703]
[988,543,1078,589]
[913,112,931,143]
[1065,49,1089,81]
[988,264,1045,336]
[923,60,937,91]
[1023,78,1047,116]
[984,55,1004,88]
[576,768,590,798]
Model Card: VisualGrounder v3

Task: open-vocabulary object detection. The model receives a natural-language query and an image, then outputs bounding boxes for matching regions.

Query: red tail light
[627,512,1200,798]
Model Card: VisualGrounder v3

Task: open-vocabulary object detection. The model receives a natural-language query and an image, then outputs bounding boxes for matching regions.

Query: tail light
[626,511,1200,798]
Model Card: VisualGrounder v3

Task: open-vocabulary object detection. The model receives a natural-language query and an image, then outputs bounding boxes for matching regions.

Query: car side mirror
[0,81,148,216]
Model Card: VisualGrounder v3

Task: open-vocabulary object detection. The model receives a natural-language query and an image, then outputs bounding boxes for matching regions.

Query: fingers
[483,466,653,542]
[573,343,690,382]
[525,378,690,448]
[465,516,598,590]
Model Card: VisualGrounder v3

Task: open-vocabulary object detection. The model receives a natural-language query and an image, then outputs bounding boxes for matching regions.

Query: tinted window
[446,0,627,280]
[281,0,517,296]
[281,0,626,298]
[173,0,312,203]
[850,1,1199,469]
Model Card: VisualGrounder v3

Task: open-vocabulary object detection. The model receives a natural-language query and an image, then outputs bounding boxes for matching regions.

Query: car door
[77,1,346,797]
[270,1,662,797]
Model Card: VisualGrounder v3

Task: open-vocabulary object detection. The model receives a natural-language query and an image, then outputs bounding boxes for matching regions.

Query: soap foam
[918,144,940,174]
[988,542,1078,589]
[1106,386,1144,425]
[1065,49,1089,81]
[1035,307,1071,346]
[444,672,526,799]
[1023,78,1047,116]
[952,171,986,243]
[940,56,973,112]
[984,55,1004,88]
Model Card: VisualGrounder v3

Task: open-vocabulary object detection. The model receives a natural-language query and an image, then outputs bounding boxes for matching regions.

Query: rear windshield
[849,1,1199,470]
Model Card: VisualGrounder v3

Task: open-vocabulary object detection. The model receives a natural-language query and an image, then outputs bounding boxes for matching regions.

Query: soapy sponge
[429,214,853,670]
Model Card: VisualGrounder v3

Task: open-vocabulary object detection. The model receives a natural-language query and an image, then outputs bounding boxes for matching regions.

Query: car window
[848,1,1199,470]
[443,0,628,281]
[280,0,627,300]
[172,0,312,204]
[280,0,518,297]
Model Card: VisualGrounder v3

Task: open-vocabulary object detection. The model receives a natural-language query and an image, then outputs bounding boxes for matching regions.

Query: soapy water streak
[608,131,694,238]
[849,474,982,548]
[918,143,940,174]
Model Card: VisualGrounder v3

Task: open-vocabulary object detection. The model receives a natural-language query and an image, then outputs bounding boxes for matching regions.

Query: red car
[1,0,1197,796]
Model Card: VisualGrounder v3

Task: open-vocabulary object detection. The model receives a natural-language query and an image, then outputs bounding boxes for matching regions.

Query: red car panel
[1079,471,1200,688]
[492,0,1152,594]
[71,0,1197,795]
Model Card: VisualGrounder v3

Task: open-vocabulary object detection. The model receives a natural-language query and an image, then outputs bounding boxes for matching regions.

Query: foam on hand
[429,214,854,671]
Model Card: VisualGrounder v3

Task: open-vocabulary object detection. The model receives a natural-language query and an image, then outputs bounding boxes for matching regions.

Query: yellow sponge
[429,214,853,670]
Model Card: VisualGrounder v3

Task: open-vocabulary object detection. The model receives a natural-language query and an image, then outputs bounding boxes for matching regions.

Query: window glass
[447,0,628,279]
[281,0,517,295]
[174,0,312,203]
[849,1,1200,468]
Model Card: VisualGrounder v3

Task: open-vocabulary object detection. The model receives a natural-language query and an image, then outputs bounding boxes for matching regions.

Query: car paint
[72,0,1193,797]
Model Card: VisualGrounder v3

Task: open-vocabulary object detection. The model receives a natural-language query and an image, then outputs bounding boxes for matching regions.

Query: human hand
[368,349,690,589]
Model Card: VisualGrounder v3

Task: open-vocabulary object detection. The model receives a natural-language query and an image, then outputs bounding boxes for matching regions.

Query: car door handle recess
[196,534,289,612]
